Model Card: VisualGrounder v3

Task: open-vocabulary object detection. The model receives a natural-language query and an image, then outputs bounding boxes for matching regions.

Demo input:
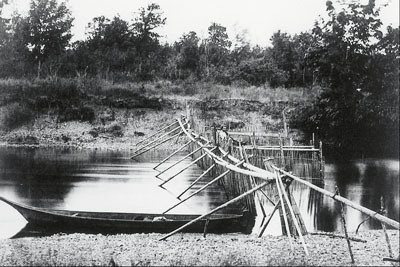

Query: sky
[3,0,399,46]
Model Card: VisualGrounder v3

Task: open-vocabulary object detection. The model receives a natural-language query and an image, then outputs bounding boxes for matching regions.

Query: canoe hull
[0,197,254,236]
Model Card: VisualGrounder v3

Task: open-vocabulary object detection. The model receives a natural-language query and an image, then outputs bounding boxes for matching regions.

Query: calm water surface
[0,147,398,238]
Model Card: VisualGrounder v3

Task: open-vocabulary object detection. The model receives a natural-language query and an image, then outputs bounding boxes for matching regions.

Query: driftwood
[309,232,367,243]
[383,258,400,263]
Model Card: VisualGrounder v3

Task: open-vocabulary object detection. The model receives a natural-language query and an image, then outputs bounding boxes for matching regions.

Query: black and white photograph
[0,0,398,266]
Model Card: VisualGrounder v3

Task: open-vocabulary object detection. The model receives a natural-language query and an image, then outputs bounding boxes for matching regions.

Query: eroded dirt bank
[0,98,305,149]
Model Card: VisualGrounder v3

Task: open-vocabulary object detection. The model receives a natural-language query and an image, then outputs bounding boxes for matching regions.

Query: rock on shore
[0,230,398,266]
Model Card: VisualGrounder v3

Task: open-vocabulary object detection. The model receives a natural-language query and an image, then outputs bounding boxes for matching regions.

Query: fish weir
[185,104,324,217]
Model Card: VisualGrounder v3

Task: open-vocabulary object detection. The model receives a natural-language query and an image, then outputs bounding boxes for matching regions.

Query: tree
[83,15,135,78]
[295,0,399,158]
[174,31,200,78]
[131,3,166,80]
[0,7,32,77]
[270,31,296,86]
[24,0,73,77]
[199,23,232,81]
[203,23,231,67]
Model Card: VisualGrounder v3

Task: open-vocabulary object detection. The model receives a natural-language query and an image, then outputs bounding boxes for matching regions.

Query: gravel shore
[0,230,398,266]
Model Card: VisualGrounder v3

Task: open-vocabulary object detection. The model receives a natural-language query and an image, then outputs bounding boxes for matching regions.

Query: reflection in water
[287,159,399,233]
[0,147,399,238]
[0,147,237,238]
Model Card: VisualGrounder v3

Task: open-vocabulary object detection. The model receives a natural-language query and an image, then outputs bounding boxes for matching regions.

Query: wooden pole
[258,200,281,238]
[162,159,249,214]
[203,219,210,238]
[380,196,394,259]
[155,143,210,177]
[279,134,284,168]
[134,121,178,147]
[335,186,354,264]
[312,133,315,147]
[277,175,309,256]
[273,167,400,230]
[159,147,216,186]
[133,124,185,154]
[319,141,324,179]
[159,181,271,241]
[275,172,293,248]
[242,145,258,215]
[259,189,276,206]
[178,119,275,181]
[212,122,217,145]
[131,131,183,159]
[153,140,193,170]
[257,193,267,227]
[282,109,288,138]
[177,163,216,199]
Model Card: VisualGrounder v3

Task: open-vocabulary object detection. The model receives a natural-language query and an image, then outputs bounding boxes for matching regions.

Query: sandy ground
[0,230,399,266]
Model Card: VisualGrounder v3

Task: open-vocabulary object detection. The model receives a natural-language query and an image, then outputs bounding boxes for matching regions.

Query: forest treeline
[0,0,398,158]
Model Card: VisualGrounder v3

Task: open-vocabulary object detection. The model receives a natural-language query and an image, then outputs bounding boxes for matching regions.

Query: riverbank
[0,95,309,150]
[0,230,398,266]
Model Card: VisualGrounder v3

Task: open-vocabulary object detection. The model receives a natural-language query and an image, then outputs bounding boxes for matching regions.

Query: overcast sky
[4,0,399,46]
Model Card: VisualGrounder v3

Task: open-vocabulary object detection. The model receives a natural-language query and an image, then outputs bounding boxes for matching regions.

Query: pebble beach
[0,230,399,266]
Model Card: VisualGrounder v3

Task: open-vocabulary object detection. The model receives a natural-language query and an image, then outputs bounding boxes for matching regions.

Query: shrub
[2,103,35,130]
[106,123,124,137]
[58,105,95,122]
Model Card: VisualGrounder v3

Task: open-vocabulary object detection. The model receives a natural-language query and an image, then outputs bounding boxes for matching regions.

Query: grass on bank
[0,77,324,103]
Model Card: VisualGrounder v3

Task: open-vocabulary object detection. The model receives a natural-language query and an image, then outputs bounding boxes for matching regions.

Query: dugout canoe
[0,196,254,235]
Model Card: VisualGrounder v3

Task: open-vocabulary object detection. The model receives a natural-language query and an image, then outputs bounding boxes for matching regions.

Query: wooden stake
[153,140,193,170]
[282,109,288,138]
[335,186,354,264]
[159,147,216,186]
[203,219,210,238]
[275,172,293,249]
[257,193,267,227]
[159,181,271,241]
[380,196,394,259]
[258,200,281,238]
[277,175,309,256]
[279,134,285,168]
[131,131,183,159]
[319,141,324,179]
[259,189,276,206]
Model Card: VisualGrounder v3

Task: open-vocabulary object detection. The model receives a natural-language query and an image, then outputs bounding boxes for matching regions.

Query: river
[0,147,398,238]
